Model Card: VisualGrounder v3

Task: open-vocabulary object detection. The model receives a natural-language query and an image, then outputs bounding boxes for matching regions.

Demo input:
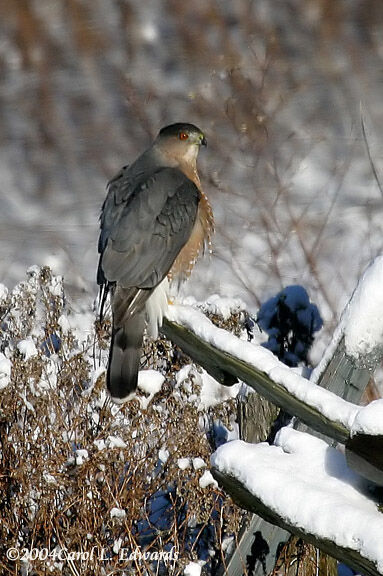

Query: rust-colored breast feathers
[169,185,214,284]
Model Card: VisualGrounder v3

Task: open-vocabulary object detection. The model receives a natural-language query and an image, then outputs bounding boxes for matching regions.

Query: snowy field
[0,1,383,368]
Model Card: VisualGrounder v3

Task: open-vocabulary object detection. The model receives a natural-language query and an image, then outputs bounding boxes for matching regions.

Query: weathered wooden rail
[162,317,376,474]
[211,465,379,576]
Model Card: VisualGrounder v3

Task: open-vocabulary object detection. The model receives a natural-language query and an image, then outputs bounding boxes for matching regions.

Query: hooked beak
[200,134,207,147]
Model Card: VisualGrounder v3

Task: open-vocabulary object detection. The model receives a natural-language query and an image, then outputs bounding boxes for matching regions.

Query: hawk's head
[158,123,207,147]
[155,123,207,168]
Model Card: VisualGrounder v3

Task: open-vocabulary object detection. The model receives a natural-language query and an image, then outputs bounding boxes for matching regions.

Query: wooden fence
[161,293,382,575]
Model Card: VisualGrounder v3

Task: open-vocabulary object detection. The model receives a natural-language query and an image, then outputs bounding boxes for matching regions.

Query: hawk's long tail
[107,311,145,402]
[106,281,168,403]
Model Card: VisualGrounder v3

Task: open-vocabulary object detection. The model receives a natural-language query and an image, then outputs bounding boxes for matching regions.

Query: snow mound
[199,294,246,321]
[0,353,11,390]
[138,369,165,396]
[184,562,202,576]
[17,336,38,359]
[344,256,383,367]
[137,369,165,409]
[110,507,126,520]
[351,400,383,437]
[199,368,241,409]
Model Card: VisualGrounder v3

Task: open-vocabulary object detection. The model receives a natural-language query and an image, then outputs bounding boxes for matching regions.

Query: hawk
[97,123,214,402]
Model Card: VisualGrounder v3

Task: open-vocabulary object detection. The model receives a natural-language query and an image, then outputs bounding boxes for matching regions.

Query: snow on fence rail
[161,256,383,576]
[211,428,383,576]
[162,308,381,480]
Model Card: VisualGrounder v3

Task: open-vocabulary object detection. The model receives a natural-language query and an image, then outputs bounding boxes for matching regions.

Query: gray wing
[98,165,133,265]
[98,167,200,290]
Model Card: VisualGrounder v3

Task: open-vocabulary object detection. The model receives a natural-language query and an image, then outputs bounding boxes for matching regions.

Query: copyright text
[6,545,179,564]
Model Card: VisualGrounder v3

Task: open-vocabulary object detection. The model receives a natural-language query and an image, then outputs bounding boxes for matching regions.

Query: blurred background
[1,0,382,361]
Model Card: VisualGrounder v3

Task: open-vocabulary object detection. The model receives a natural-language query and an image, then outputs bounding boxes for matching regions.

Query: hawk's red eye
[179,132,189,141]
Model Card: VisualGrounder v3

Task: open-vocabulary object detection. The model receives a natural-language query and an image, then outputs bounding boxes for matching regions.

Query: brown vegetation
[0,267,252,575]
